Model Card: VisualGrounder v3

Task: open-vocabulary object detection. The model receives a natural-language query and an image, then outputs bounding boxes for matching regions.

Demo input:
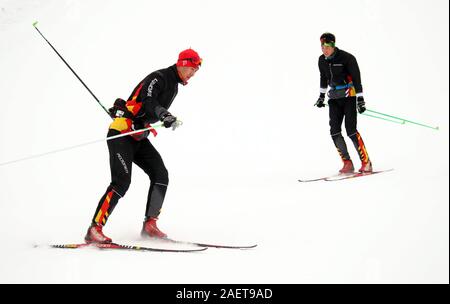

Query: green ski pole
[33,21,110,116]
[323,104,438,129]
[361,112,405,124]
[365,109,439,130]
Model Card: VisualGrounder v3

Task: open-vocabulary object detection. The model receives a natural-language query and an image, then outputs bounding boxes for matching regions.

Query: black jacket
[318,48,363,94]
[130,64,183,124]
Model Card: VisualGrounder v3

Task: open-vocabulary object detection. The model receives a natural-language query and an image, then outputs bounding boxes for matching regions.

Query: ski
[324,169,394,181]
[298,172,354,183]
[298,177,328,183]
[161,238,257,250]
[41,242,207,253]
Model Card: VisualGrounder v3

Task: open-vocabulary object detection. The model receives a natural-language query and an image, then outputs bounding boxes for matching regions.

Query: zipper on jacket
[329,63,334,88]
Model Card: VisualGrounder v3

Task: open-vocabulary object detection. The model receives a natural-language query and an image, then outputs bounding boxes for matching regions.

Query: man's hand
[161,113,181,130]
[357,96,366,114]
[315,93,326,108]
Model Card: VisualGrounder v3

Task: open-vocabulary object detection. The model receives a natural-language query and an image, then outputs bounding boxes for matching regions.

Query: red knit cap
[176,48,202,68]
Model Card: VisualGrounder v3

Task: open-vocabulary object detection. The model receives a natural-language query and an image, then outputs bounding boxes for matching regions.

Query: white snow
[0,0,448,283]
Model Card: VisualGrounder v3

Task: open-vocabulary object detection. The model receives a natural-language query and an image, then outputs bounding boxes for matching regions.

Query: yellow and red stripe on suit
[345,75,357,97]
[109,83,157,138]
[345,82,357,97]
[94,189,113,225]
[355,132,370,163]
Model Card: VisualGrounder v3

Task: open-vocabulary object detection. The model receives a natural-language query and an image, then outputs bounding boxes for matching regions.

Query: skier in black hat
[315,32,373,174]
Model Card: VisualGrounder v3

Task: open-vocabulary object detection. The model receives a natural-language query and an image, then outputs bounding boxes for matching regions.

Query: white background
[0,0,448,283]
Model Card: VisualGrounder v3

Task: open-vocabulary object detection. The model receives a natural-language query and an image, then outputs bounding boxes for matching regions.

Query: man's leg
[344,97,371,171]
[329,99,354,172]
[134,139,169,238]
[86,130,135,243]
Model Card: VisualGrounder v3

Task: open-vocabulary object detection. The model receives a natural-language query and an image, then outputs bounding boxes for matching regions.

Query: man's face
[178,66,199,84]
[321,45,335,58]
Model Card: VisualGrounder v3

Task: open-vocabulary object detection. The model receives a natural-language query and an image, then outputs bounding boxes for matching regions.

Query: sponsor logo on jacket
[147,78,158,97]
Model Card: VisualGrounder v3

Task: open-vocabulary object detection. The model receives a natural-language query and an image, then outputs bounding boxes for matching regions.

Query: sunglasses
[320,38,335,47]
[184,57,203,66]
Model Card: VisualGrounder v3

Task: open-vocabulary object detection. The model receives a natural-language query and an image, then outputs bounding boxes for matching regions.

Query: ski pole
[0,124,163,168]
[360,112,406,125]
[324,104,437,128]
[365,109,439,130]
[324,104,404,124]
[32,21,110,116]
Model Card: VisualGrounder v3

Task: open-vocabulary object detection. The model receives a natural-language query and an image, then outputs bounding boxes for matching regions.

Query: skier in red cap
[176,48,202,84]
[85,49,202,244]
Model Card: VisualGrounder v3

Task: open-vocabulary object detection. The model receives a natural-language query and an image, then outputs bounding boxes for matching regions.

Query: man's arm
[346,54,363,94]
[319,57,328,92]
[346,54,366,113]
[142,75,170,122]
[315,58,328,108]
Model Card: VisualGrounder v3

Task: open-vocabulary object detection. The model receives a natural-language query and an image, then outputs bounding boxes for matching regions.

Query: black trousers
[329,96,358,136]
[91,129,169,226]
[329,97,370,162]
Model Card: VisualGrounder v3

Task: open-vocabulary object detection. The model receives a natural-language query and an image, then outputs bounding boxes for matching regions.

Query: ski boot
[85,223,112,244]
[339,160,355,174]
[141,217,167,239]
[359,160,373,173]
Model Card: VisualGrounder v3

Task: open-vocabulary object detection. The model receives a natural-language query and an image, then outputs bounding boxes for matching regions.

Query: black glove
[356,96,366,114]
[109,98,127,118]
[161,113,177,128]
[315,93,326,108]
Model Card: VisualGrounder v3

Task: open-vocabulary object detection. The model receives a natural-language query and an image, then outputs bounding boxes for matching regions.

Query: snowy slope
[0,0,448,283]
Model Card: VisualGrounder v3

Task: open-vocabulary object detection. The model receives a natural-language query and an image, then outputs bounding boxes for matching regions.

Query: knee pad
[109,182,130,198]
[151,167,169,185]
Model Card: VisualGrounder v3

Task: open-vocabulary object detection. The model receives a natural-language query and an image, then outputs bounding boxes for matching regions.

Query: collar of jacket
[169,64,184,84]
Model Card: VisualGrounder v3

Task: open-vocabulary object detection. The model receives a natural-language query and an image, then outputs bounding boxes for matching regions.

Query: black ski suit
[318,48,370,163]
[91,64,182,226]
